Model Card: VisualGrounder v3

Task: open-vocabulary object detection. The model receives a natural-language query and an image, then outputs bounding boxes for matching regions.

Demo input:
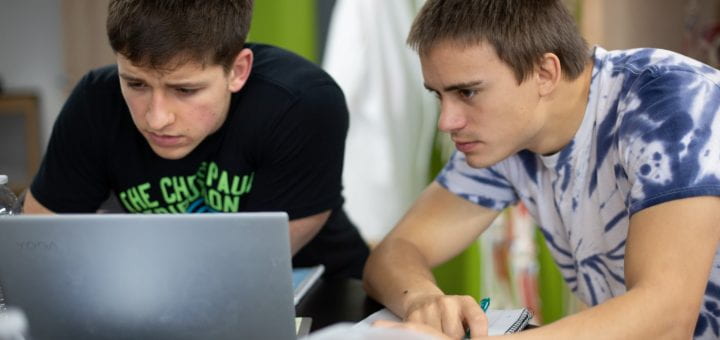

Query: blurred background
[1,0,718,325]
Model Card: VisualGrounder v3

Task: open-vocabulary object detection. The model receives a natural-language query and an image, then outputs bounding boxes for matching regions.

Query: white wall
[0,0,66,148]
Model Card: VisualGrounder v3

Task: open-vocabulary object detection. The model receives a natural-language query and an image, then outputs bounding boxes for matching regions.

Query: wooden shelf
[0,93,41,194]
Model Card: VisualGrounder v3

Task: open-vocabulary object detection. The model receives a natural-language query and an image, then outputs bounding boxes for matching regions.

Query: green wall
[247,0,318,63]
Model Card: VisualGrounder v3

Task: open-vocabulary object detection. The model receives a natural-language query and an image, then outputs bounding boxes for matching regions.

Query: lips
[147,132,184,147]
[453,137,480,153]
[454,142,477,153]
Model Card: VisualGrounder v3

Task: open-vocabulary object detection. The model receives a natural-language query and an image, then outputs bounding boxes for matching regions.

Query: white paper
[356,308,531,336]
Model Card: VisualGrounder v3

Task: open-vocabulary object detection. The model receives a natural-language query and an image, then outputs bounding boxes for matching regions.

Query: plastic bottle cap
[0,175,7,185]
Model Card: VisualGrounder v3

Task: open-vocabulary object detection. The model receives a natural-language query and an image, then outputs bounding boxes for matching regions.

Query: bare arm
[494,196,720,340]
[364,182,501,338]
[21,190,54,214]
[289,210,330,256]
[376,195,720,339]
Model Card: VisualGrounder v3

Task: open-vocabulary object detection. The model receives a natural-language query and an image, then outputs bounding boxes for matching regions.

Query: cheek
[500,89,535,125]
[179,86,231,133]
[481,102,527,137]
[191,100,227,131]
[199,98,227,120]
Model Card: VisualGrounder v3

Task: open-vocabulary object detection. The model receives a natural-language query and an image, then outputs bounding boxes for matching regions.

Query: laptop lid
[0,213,296,340]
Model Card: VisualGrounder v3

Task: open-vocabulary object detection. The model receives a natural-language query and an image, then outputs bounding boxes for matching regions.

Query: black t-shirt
[31,43,368,278]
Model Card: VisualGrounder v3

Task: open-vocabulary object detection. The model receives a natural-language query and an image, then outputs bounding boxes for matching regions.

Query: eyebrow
[119,73,206,88]
[424,80,484,92]
[119,73,143,82]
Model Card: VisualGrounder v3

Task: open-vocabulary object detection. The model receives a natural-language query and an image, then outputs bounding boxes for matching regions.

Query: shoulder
[80,65,122,92]
[67,65,124,109]
[436,151,525,211]
[230,44,348,130]
[245,43,342,99]
[595,47,720,89]
[60,65,128,133]
[68,65,125,113]
[592,47,720,144]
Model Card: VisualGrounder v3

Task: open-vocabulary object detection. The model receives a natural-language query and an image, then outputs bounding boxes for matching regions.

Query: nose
[145,91,175,131]
[437,100,466,133]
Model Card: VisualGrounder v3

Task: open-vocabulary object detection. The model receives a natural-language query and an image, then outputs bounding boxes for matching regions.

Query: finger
[439,299,466,338]
[403,322,456,339]
[376,320,454,339]
[459,298,488,338]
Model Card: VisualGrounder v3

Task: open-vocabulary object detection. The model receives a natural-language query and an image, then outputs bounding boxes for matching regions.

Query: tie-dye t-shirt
[437,46,720,338]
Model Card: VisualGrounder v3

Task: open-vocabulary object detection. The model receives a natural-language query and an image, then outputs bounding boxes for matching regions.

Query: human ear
[535,53,561,96]
[228,48,254,92]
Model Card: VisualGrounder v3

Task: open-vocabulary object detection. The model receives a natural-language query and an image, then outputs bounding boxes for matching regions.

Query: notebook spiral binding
[506,309,533,334]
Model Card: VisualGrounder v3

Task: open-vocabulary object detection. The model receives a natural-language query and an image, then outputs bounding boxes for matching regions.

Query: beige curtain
[579,0,699,53]
[61,0,115,95]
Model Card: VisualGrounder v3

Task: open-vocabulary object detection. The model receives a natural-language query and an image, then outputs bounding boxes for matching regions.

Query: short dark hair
[407,0,588,83]
[107,0,254,72]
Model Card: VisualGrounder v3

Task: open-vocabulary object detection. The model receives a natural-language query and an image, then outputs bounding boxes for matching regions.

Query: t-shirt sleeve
[436,150,519,211]
[620,68,720,215]
[243,83,349,219]
[30,72,111,212]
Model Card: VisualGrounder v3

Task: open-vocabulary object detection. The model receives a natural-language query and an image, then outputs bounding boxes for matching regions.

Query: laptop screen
[0,213,296,339]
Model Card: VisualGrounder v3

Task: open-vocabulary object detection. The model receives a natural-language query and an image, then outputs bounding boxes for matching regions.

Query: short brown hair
[107,0,254,71]
[407,0,588,83]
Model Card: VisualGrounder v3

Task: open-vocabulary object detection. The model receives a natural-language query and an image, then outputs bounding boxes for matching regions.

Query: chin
[463,153,502,169]
[150,145,192,160]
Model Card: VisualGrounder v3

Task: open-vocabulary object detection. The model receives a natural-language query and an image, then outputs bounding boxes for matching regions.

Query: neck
[534,60,594,156]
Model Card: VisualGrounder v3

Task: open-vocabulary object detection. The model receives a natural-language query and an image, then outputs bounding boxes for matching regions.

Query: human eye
[175,87,199,96]
[126,81,147,90]
[458,88,478,99]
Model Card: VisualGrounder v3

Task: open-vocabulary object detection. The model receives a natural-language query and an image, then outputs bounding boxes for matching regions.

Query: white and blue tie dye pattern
[437,46,720,339]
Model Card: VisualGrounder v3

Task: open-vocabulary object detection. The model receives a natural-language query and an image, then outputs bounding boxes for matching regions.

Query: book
[357,307,533,335]
[292,265,325,305]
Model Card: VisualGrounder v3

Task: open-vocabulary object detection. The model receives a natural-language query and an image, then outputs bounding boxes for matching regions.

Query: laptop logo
[16,241,57,250]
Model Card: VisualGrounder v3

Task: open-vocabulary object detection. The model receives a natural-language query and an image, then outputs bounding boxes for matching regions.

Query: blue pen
[465,297,491,339]
[479,297,490,312]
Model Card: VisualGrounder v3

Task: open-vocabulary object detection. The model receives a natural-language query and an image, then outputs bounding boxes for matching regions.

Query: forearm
[505,286,698,340]
[289,210,330,255]
[507,197,719,340]
[364,183,500,318]
[21,191,54,214]
[289,228,317,255]
[363,237,445,317]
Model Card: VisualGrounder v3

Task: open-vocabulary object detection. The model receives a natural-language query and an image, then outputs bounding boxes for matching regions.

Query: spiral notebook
[485,308,533,334]
[357,307,533,335]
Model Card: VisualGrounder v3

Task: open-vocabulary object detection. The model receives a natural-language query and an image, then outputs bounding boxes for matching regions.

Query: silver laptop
[0,213,297,340]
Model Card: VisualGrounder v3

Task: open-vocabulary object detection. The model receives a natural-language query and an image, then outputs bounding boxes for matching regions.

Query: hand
[403,294,488,339]
[373,320,454,339]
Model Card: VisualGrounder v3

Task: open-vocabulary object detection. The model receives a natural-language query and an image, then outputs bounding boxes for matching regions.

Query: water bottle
[0,175,19,216]
[0,307,29,340]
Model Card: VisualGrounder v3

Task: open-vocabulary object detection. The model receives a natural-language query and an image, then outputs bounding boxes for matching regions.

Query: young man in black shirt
[23,0,369,279]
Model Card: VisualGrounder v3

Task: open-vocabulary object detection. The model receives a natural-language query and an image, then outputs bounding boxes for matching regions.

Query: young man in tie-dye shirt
[364,1,720,339]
